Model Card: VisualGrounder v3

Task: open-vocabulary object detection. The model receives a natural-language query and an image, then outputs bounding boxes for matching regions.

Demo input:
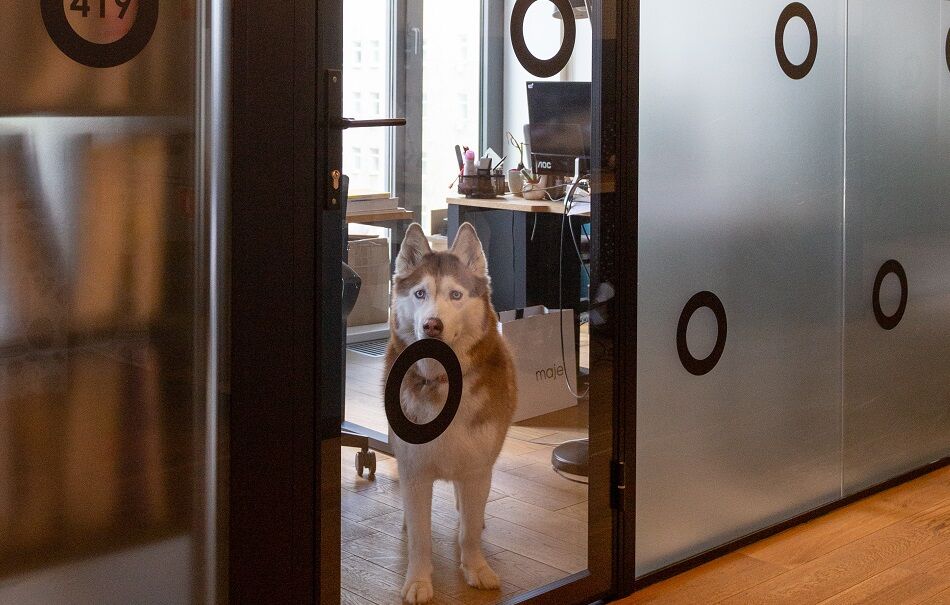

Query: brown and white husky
[386,222,517,604]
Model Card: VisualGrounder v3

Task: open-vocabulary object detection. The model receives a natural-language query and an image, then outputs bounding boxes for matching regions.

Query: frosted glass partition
[0,2,226,602]
[637,0,846,576]
[843,0,950,493]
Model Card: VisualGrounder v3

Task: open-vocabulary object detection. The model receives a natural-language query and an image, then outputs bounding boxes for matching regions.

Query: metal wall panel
[0,4,194,115]
[637,0,846,576]
[0,2,225,601]
[843,0,950,493]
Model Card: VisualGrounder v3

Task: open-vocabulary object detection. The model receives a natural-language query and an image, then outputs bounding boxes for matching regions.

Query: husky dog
[386,223,517,604]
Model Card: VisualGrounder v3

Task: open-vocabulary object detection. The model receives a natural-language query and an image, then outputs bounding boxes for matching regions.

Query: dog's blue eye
[450,290,463,300]
[414,289,426,299]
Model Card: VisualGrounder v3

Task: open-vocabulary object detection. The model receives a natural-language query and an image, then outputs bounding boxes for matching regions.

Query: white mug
[508,169,524,195]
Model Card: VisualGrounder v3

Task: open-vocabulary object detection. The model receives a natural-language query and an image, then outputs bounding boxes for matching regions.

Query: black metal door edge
[317,0,345,602]
[229,0,321,602]
[612,0,641,598]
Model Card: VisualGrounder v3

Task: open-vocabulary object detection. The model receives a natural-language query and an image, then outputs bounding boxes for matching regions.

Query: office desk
[446,194,589,314]
[346,207,414,270]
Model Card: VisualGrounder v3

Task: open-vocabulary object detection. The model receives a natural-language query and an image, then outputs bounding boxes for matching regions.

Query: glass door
[0,0,227,602]
[319,0,631,603]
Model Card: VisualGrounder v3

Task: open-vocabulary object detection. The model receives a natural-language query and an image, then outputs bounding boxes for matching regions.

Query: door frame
[312,0,641,603]
[228,0,322,601]
[228,0,641,601]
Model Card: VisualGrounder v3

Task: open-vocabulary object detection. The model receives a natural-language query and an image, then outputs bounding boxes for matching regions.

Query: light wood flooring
[617,465,950,605]
[340,337,591,605]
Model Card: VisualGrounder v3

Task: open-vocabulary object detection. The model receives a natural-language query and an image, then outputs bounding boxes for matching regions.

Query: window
[368,148,381,174]
[420,0,481,232]
[343,0,391,193]
[457,93,470,120]
[341,0,480,221]
[370,40,381,66]
[370,92,381,116]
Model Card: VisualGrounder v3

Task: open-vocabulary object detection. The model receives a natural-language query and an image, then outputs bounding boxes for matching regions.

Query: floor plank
[480,516,586,573]
[899,538,950,581]
[341,588,377,605]
[558,502,589,522]
[485,549,569,592]
[814,567,949,605]
[616,467,950,605]
[720,522,948,605]
[739,501,905,568]
[490,469,587,511]
[341,490,399,523]
[921,588,950,604]
[485,497,587,547]
[341,554,463,605]
[627,552,789,605]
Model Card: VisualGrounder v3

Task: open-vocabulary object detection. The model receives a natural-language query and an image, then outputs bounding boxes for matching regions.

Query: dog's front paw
[461,562,500,591]
[401,577,434,604]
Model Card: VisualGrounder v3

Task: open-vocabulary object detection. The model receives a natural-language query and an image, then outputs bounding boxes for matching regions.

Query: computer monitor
[526,81,591,177]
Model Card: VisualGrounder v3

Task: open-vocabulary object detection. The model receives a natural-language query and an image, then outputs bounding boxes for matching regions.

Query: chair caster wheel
[366,451,376,480]
[356,450,377,480]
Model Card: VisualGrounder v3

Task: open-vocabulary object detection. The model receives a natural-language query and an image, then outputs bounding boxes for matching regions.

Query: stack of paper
[348,191,399,213]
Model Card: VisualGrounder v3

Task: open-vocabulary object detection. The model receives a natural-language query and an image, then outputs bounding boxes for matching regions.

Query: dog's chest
[395,382,507,478]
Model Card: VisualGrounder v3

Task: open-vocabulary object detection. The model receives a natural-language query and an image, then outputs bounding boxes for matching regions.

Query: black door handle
[335,117,407,129]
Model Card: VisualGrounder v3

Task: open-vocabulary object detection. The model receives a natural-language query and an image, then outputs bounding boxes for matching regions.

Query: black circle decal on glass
[41,0,158,68]
[677,291,728,376]
[385,338,463,445]
[872,259,908,331]
[510,0,576,78]
[775,2,818,80]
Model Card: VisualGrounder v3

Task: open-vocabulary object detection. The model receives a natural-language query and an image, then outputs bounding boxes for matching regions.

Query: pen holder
[458,173,506,198]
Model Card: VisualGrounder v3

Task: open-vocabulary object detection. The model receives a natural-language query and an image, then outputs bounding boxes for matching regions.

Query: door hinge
[610,459,626,510]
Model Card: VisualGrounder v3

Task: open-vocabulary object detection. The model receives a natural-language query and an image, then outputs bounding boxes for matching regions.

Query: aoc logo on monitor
[537,160,553,170]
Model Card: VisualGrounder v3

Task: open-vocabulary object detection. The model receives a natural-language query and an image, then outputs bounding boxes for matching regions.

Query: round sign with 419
[42,0,158,68]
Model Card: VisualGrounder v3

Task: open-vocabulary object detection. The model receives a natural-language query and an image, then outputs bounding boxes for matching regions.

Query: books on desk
[348,191,399,213]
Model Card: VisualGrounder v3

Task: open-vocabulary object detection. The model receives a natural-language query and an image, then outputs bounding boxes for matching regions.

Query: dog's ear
[395,223,431,275]
[451,222,487,277]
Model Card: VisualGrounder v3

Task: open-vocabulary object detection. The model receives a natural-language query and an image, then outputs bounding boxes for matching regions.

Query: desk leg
[388,221,407,272]
[448,204,462,245]
[388,223,405,273]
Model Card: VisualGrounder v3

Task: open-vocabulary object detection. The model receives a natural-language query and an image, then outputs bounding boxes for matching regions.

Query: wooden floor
[341,340,590,605]
[617,465,950,605]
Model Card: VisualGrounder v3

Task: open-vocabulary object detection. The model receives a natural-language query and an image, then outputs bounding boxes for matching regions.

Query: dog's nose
[423,317,444,338]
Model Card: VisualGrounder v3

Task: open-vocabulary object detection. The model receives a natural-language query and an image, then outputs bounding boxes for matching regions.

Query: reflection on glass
[0,0,221,600]
[0,128,208,602]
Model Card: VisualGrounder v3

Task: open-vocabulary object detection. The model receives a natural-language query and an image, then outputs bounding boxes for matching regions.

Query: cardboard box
[498,306,578,422]
[347,235,390,327]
